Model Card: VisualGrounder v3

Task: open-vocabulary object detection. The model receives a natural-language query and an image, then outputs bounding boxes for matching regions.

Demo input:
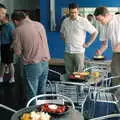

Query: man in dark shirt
[0,13,15,83]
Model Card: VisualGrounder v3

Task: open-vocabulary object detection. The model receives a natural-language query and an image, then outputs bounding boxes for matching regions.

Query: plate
[38,104,70,116]
[68,76,87,82]
[73,72,89,76]
[93,55,105,60]
[68,73,89,82]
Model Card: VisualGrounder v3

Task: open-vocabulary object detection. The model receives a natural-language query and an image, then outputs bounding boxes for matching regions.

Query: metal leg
[0,104,17,113]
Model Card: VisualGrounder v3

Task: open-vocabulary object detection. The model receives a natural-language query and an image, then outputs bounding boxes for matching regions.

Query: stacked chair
[82,75,120,120]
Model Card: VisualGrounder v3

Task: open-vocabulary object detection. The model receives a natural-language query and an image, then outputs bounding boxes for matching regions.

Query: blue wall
[39,0,120,60]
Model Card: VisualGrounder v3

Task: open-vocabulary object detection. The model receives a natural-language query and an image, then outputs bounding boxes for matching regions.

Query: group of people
[0,4,15,83]
[60,3,120,87]
[0,2,120,102]
[0,4,50,102]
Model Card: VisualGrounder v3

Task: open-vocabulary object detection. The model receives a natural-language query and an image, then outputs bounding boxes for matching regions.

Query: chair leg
[0,104,17,113]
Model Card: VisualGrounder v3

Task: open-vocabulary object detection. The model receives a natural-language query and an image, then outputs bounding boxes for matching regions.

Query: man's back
[14,18,50,64]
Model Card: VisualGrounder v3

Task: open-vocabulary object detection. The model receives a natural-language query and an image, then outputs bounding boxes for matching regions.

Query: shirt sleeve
[99,24,108,41]
[60,19,65,34]
[83,18,97,34]
[13,30,22,56]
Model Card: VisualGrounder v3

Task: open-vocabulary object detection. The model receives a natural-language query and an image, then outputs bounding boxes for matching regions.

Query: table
[11,105,84,120]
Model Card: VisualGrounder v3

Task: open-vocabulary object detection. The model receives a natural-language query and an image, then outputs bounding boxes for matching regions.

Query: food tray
[93,56,105,60]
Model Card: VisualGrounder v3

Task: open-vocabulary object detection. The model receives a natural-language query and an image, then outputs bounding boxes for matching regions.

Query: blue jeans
[24,61,48,100]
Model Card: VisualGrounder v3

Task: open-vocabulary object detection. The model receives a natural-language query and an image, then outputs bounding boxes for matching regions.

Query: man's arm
[96,41,108,55]
[60,32,65,41]
[11,30,22,56]
[83,31,98,48]
[11,39,22,56]
[113,43,120,53]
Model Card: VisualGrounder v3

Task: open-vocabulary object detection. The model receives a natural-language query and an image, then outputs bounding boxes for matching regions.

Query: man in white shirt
[94,6,120,86]
[60,3,98,80]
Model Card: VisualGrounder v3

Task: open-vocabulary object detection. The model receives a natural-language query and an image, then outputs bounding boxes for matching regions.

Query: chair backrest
[26,94,75,109]
[84,65,109,80]
[48,69,62,76]
[82,75,120,119]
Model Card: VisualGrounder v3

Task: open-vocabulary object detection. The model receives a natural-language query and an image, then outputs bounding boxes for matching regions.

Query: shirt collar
[19,17,32,26]
[69,15,80,21]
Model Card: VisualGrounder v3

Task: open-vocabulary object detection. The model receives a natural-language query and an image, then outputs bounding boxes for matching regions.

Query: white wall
[14,0,39,10]
[0,0,39,14]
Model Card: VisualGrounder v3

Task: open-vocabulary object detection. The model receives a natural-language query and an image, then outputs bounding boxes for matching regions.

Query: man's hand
[96,41,108,55]
[83,43,89,48]
[96,49,102,55]
[113,43,120,53]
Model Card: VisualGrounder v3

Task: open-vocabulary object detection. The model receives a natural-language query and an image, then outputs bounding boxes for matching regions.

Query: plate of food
[73,71,89,76]
[11,105,51,120]
[69,71,89,81]
[20,111,51,120]
[38,103,70,116]
[93,55,105,60]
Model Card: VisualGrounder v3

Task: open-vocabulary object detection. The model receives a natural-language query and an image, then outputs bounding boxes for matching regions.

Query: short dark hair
[115,12,120,15]
[94,7,109,16]
[87,14,94,18]
[0,3,6,9]
[11,11,27,21]
[68,3,79,9]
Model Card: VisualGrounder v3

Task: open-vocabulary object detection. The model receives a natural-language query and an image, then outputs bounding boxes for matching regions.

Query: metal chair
[84,65,110,86]
[82,75,120,119]
[90,114,120,120]
[0,104,17,113]
[48,69,62,76]
[26,93,75,109]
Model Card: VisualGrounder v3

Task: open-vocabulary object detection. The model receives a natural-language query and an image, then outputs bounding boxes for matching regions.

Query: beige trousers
[64,52,84,80]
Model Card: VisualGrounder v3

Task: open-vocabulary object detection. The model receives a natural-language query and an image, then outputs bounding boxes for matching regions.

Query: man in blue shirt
[0,13,15,83]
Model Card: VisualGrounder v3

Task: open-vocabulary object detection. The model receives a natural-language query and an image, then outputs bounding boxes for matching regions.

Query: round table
[11,105,84,120]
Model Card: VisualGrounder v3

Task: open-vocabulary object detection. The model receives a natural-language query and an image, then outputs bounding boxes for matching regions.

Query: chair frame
[26,93,75,109]
[0,104,17,113]
[82,75,120,119]
[90,113,120,120]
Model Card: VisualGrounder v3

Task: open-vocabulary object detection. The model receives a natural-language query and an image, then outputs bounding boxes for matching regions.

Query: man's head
[0,4,7,21]
[115,12,120,15]
[94,7,110,25]
[0,13,9,24]
[68,3,79,20]
[11,11,27,27]
[87,14,94,22]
